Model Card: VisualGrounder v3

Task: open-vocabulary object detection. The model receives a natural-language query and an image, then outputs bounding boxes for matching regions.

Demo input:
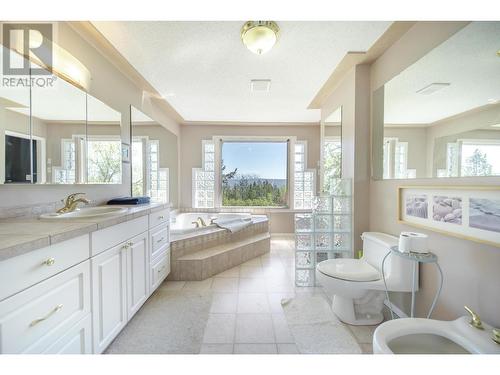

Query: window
[192,140,215,208]
[322,137,341,193]
[54,139,76,184]
[294,142,315,209]
[87,138,122,184]
[460,140,500,177]
[132,137,169,202]
[221,141,288,207]
[383,137,412,179]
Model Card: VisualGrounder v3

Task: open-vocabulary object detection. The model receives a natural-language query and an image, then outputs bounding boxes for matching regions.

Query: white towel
[214,218,252,233]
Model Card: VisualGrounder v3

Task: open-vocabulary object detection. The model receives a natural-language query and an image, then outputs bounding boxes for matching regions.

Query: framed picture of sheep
[397,186,500,248]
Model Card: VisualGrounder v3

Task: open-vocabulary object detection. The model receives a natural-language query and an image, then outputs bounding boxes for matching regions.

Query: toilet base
[332,292,385,326]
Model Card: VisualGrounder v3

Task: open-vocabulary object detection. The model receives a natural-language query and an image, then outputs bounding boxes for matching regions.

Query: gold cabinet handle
[158,215,164,220]
[42,258,55,266]
[30,304,63,327]
[157,237,164,244]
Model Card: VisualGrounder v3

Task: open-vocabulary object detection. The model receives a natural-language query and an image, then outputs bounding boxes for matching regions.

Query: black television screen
[4,135,37,183]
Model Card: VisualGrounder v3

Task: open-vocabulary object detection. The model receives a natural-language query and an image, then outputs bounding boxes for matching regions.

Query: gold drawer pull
[156,237,164,244]
[43,258,55,266]
[158,265,165,273]
[121,241,134,250]
[158,215,165,220]
[30,304,63,327]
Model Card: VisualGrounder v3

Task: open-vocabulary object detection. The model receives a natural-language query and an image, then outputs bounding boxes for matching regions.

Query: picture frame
[122,142,130,164]
[397,186,500,248]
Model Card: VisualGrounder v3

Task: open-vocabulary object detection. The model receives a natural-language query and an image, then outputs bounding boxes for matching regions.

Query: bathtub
[170,212,256,236]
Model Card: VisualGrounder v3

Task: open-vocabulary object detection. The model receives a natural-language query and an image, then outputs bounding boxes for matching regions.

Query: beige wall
[179,124,321,233]
[369,22,500,326]
[321,65,371,251]
[0,22,180,208]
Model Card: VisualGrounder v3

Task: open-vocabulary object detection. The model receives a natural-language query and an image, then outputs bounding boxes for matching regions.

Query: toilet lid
[317,259,380,282]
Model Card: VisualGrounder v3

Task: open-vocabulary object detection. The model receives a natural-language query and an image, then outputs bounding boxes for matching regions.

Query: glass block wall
[295,178,352,287]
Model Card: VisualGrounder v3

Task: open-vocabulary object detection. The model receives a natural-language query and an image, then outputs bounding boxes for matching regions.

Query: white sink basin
[373,316,500,354]
[40,206,127,220]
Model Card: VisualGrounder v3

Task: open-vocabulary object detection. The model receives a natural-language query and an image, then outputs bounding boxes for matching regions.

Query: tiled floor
[160,235,378,354]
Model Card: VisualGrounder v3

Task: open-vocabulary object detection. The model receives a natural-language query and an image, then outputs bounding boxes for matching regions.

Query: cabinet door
[126,232,149,319]
[91,243,127,354]
[43,314,92,354]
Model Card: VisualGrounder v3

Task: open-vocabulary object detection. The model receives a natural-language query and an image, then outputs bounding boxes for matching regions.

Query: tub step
[172,232,271,280]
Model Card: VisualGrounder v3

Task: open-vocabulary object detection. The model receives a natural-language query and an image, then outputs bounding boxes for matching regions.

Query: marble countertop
[0,203,169,262]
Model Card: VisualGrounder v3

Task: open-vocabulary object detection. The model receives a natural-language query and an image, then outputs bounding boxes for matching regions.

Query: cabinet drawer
[91,216,148,256]
[150,226,169,259]
[149,208,169,229]
[0,235,90,301]
[151,249,170,292]
[43,314,92,354]
[0,260,91,354]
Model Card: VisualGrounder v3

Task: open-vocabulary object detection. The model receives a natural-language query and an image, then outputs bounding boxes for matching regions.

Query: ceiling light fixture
[241,21,279,55]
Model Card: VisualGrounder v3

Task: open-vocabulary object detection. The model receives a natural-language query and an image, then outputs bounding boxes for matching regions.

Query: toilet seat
[317,259,380,282]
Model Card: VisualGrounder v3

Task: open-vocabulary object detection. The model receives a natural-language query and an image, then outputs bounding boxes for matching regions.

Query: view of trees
[323,140,342,193]
[463,148,493,176]
[221,161,286,206]
[87,141,122,184]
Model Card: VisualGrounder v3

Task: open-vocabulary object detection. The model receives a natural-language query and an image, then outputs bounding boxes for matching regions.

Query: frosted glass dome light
[241,21,279,55]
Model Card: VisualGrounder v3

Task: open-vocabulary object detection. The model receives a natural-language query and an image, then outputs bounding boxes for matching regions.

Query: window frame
[217,136,291,208]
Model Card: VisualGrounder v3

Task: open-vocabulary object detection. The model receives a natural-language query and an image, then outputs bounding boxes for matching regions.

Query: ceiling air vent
[250,79,271,92]
[416,83,450,95]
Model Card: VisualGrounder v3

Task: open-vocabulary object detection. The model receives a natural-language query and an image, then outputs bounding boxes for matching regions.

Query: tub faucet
[197,217,207,227]
[57,193,90,214]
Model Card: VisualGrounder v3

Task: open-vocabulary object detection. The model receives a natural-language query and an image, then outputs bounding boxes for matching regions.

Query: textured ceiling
[384,22,500,125]
[92,21,391,123]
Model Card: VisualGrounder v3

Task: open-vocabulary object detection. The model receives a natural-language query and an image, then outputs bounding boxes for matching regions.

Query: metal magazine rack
[294,179,353,286]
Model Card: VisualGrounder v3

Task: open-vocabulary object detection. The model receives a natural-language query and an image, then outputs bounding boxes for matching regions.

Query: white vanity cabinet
[148,208,170,294]
[90,240,128,354]
[0,206,171,354]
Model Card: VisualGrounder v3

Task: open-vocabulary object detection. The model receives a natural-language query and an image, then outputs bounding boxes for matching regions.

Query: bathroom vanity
[0,203,170,354]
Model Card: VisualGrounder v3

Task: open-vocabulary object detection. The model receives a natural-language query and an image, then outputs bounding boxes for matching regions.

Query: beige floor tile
[183,278,214,291]
[237,293,270,314]
[215,266,240,278]
[211,277,239,292]
[277,343,300,354]
[234,343,277,354]
[203,314,236,344]
[210,293,238,313]
[238,277,267,292]
[348,325,378,344]
[200,344,234,354]
[272,313,295,343]
[235,314,275,344]
[360,343,373,354]
[159,281,186,290]
[240,265,265,278]
[240,258,262,267]
[267,293,295,313]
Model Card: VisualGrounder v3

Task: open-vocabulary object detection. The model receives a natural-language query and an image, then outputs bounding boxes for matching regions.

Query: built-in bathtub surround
[169,216,270,281]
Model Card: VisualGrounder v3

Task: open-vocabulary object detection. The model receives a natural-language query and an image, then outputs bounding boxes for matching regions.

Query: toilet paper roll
[409,232,428,253]
[399,232,429,254]
[398,233,412,253]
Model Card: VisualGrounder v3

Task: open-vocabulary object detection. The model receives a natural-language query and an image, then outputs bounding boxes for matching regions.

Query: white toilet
[316,232,415,326]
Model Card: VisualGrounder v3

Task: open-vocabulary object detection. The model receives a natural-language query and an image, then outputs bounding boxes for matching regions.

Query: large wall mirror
[320,106,342,192]
[372,22,500,180]
[130,106,178,205]
[0,46,122,185]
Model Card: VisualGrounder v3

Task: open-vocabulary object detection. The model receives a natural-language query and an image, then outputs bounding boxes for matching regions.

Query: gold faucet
[464,306,484,330]
[492,328,500,345]
[197,217,207,227]
[57,193,90,214]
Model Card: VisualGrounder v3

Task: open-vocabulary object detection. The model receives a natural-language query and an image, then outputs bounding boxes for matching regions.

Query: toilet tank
[361,232,416,291]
